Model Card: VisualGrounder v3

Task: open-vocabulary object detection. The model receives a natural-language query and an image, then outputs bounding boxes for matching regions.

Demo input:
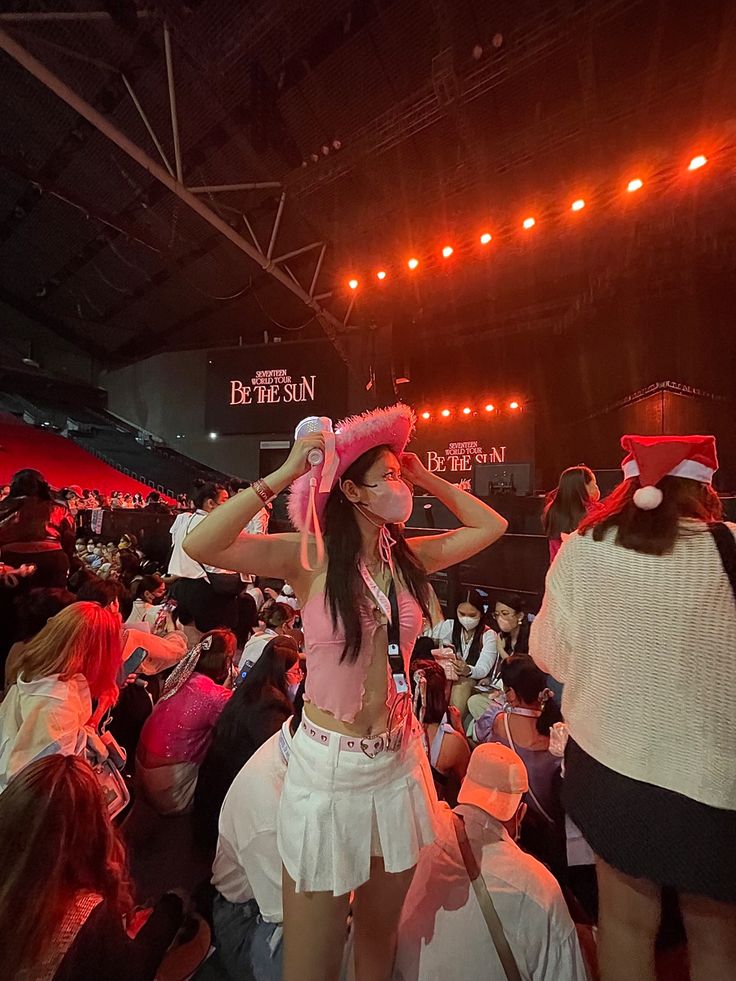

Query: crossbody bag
[452,813,522,981]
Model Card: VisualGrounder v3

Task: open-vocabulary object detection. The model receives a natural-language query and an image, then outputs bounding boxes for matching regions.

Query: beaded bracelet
[252,478,275,504]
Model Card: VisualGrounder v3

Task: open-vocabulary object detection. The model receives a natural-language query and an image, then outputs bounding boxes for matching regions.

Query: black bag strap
[387,577,403,676]
[708,522,736,605]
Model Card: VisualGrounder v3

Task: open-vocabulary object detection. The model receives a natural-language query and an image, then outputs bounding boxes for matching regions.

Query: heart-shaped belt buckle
[360,736,384,758]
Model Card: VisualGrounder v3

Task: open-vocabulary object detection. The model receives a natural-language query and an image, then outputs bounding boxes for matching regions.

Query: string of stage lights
[342,151,714,292]
[419,400,523,422]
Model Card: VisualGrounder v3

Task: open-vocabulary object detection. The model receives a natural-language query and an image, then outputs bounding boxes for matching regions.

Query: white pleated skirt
[277,715,439,896]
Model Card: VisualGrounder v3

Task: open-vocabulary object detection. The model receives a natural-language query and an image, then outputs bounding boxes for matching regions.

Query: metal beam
[267,190,286,260]
[0,10,153,22]
[0,25,348,353]
[309,243,327,297]
[122,74,175,178]
[272,240,323,265]
[163,22,183,183]
[188,181,282,194]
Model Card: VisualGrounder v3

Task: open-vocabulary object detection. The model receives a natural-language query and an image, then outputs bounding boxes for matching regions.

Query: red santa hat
[620,434,718,510]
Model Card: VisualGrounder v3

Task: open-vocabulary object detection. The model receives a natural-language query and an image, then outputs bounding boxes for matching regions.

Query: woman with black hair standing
[183,404,507,981]
[542,465,600,563]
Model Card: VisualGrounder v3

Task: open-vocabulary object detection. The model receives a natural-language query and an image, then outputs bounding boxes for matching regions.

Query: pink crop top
[301,588,424,724]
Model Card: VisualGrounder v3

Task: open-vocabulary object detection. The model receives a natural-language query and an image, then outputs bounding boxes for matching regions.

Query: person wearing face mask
[394,743,588,981]
[432,589,497,717]
[182,403,508,981]
[125,575,167,629]
[542,465,600,564]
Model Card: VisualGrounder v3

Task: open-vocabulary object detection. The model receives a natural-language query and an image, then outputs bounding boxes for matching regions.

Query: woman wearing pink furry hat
[184,403,507,981]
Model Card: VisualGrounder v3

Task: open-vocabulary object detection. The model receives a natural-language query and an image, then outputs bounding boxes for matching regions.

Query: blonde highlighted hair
[10,601,122,711]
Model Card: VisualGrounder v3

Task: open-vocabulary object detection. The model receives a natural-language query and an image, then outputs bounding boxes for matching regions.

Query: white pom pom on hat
[620,434,718,511]
[632,485,664,510]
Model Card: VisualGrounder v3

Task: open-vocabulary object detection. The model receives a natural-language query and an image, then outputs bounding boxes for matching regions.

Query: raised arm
[183,433,325,584]
[400,453,508,574]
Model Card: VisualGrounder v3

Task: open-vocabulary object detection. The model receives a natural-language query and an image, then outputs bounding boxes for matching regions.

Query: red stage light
[509,400,520,410]
[571,198,585,212]
[421,411,430,420]
[442,245,454,258]
[376,269,387,281]
[348,278,358,290]
[407,257,419,270]
[462,407,471,415]
[627,178,643,193]
[522,217,536,230]
[688,154,707,171]
[484,403,495,412]
[480,232,493,245]
[440,409,451,417]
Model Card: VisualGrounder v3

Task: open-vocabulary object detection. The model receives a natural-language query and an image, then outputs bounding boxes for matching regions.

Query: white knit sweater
[530,521,736,810]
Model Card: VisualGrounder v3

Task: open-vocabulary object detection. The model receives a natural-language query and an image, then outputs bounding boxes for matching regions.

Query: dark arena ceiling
[1,0,736,394]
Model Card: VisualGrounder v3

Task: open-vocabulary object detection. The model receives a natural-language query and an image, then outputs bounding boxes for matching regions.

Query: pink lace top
[138,673,231,766]
[302,587,424,723]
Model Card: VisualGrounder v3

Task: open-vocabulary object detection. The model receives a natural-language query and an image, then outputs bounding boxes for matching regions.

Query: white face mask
[361,479,413,525]
[458,614,481,630]
[281,584,295,597]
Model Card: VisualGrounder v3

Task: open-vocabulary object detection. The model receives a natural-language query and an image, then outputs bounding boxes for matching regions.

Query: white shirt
[434,620,498,680]
[0,674,91,792]
[394,803,588,981]
[212,723,290,921]
[530,523,736,810]
[236,629,277,672]
[125,598,160,628]
[168,510,235,578]
[245,508,270,536]
[122,626,189,676]
[168,511,206,579]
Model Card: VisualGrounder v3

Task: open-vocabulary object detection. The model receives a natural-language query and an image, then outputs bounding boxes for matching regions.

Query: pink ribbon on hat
[299,430,339,571]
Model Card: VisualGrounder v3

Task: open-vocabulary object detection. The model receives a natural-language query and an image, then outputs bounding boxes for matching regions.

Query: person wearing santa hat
[181,403,508,981]
[530,434,736,981]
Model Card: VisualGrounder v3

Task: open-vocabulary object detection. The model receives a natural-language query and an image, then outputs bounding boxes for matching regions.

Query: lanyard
[358,559,404,679]
[504,705,542,719]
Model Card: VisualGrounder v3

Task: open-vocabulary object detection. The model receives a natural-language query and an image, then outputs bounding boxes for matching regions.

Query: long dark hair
[500,654,563,736]
[495,593,531,655]
[542,466,594,539]
[411,658,449,725]
[0,755,132,979]
[9,468,52,501]
[578,475,723,555]
[324,445,431,663]
[451,588,487,665]
[235,635,298,704]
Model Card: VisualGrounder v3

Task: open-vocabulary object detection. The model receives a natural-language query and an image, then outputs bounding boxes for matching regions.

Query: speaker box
[473,462,533,496]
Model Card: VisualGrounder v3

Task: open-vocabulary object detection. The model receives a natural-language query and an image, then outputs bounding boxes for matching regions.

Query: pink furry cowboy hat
[288,403,415,532]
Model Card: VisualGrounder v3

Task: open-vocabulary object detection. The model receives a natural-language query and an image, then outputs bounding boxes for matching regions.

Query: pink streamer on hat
[299,430,339,571]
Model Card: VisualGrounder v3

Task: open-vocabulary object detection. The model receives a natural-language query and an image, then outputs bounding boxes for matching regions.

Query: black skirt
[563,738,736,903]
